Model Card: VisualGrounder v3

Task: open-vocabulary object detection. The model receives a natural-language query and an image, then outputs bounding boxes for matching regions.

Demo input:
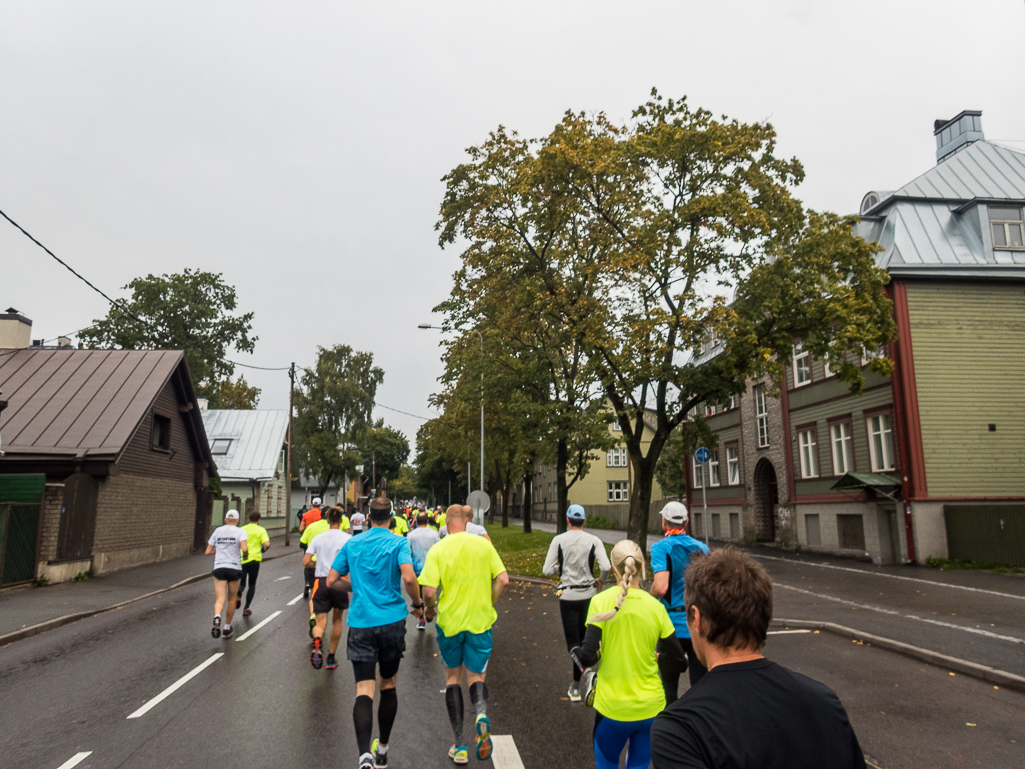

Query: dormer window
[990,206,1023,249]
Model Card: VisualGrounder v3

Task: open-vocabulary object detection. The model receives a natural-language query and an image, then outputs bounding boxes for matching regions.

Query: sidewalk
[0,533,300,644]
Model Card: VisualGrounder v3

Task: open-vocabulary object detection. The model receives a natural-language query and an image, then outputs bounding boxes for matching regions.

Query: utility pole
[372,452,376,496]
[285,362,295,546]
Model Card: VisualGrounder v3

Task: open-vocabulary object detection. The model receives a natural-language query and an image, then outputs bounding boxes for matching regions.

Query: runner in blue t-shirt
[649,501,710,703]
[328,497,423,769]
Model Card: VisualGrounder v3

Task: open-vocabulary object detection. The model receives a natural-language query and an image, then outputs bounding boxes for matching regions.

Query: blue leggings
[593,712,656,769]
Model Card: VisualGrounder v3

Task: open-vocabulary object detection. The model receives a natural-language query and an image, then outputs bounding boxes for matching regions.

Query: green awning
[830,472,901,491]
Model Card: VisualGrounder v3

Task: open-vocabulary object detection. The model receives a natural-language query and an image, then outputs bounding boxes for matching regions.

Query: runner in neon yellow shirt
[238,511,271,617]
[420,505,509,765]
[570,540,688,769]
[391,512,409,537]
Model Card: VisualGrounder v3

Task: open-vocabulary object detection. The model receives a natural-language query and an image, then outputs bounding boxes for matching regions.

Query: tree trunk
[627,454,656,554]
[556,438,569,534]
[522,473,533,534]
[502,478,512,528]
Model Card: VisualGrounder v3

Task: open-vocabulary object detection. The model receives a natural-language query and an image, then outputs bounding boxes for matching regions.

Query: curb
[0,548,300,647]
[774,618,1025,694]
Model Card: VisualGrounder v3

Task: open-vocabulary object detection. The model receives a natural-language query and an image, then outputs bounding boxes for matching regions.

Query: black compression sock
[445,684,464,742]
[353,695,374,755]
[573,662,583,682]
[469,681,489,716]
[378,688,398,745]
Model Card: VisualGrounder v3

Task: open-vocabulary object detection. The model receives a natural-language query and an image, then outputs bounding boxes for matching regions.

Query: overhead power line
[375,403,435,421]
[0,206,289,373]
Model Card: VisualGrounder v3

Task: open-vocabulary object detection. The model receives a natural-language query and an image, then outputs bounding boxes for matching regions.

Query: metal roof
[855,140,1025,278]
[201,409,288,481]
[0,348,201,461]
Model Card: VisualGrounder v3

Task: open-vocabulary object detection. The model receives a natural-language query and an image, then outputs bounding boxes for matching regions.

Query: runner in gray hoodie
[543,504,612,701]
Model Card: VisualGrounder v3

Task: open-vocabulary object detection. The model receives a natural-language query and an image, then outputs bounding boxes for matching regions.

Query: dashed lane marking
[491,735,525,769]
[55,753,93,769]
[287,594,305,606]
[235,610,282,642]
[767,629,812,635]
[127,653,224,719]
[775,583,1025,644]
[754,554,1025,602]
[275,575,292,581]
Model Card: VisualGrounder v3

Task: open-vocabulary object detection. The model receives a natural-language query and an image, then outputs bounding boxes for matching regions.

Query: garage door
[944,505,1025,567]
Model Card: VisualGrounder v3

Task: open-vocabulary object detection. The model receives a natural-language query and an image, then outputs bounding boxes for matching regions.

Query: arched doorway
[752,459,778,542]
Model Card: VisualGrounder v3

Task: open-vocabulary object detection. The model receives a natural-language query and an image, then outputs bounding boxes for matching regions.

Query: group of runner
[206,495,867,769]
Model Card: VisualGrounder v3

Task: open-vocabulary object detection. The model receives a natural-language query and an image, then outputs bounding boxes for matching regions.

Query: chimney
[0,308,32,349]
[197,398,209,410]
[57,336,72,348]
[934,110,983,163]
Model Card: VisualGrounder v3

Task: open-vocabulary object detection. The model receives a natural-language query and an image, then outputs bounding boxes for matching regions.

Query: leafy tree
[294,345,384,496]
[358,422,410,488]
[438,90,895,551]
[387,464,418,502]
[413,422,465,506]
[80,269,258,407]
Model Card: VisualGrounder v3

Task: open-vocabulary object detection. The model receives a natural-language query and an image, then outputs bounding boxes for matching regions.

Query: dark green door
[944,505,1025,567]
[0,474,46,585]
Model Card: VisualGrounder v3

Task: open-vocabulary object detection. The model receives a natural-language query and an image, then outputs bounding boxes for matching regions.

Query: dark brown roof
[0,348,214,470]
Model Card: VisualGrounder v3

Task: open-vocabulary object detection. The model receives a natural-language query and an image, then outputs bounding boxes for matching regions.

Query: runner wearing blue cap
[543,504,611,701]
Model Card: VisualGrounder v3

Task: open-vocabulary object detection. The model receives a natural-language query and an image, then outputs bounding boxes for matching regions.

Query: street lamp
[419,324,484,495]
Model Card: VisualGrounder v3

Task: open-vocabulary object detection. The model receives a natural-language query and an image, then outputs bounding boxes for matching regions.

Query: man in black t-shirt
[650,548,866,769]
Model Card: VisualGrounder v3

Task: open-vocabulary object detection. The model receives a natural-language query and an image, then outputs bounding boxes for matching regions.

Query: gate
[0,474,46,586]
[945,505,1025,567]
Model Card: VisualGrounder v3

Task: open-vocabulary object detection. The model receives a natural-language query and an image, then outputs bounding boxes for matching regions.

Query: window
[607,481,627,502]
[726,445,740,485]
[709,449,720,487]
[798,428,818,478]
[823,360,833,378]
[612,420,622,432]
[705,403,717,417]
[692,456,704,489]
[829,422,853,475]
[151,414,171,451]
[755,386,769,447]
[606,447,628,467]
[210,438,232,455]
[792,342,811,386]
[861,346,885,365]
[728,394,737,410]
[867,413,895,471]
[990,205,1024,249]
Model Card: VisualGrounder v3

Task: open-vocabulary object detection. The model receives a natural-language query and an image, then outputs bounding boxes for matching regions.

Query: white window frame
[798,428,818,478]
[823,360,833,378]
[728,394,737,410]
[792,342,811,387]
[607,480,628,502]
[708,448,721,487]
[755,386,769,447]
[989,205,1024,249]
[829,421,853,476]
[705,403,716,417]
[606,447,627,467]
[726,445,740,485]
[692,456,704,489]
[867,413,896,471]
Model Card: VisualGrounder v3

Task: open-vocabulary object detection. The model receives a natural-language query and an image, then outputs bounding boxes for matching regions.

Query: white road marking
[56,753,92,769]
[287,593,305,606]
[775,583,1025,645]
[127,653,224,719]
[767,629,812,635]
[491,735,525,769]
[235,610,282,642]
[275,575,292,581]
[753,554,1025,602]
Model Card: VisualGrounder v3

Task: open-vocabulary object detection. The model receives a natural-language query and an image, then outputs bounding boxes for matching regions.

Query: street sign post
[695,447,710,545]
[467,490,491,527]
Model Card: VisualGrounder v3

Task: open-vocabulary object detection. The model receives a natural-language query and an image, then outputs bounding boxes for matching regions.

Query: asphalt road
[2,554,1023,769]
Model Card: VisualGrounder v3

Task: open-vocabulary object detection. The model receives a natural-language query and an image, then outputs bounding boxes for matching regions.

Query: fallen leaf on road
[949,672,956,676]
[966,723,976,727]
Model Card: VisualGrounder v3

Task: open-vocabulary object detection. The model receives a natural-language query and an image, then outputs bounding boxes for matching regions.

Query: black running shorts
[346,619,406,664]
[311,577,350,614]
[212,567,242,582]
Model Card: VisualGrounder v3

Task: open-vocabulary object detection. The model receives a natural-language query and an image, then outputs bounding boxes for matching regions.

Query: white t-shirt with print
[307,528,353,578]
[208,525,246,570]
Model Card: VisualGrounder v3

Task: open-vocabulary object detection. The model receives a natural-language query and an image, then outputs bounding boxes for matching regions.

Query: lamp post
[419,324,484,493]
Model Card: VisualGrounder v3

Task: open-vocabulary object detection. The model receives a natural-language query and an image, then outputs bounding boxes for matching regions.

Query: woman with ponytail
[570,540,689,769]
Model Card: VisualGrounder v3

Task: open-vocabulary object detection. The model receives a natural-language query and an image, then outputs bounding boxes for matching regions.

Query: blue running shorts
[436,625,493,673]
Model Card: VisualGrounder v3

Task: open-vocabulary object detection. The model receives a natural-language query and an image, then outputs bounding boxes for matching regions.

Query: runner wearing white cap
[205,510,248,639]
[542,504,611,701]
[649,501,709,702]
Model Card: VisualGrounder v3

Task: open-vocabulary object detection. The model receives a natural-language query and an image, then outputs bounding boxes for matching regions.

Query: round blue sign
[695,447,710,464]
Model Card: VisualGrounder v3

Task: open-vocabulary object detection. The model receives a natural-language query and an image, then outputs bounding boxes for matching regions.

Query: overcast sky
[3,1,1024,445]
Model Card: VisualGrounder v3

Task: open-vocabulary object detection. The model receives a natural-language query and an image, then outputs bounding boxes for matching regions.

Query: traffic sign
[467,490,491,525]
[695,447,710,464]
